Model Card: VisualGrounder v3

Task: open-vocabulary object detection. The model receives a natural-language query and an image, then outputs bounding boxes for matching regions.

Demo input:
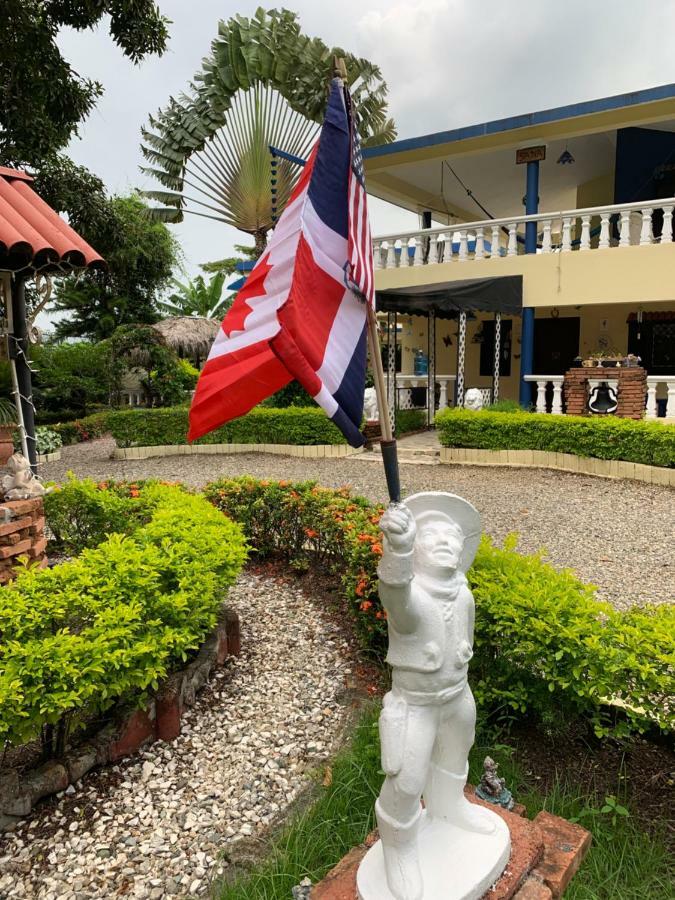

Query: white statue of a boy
[357,492,509,900]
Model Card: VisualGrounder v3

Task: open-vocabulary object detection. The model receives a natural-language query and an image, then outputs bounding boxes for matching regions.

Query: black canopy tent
[375,275,523,422]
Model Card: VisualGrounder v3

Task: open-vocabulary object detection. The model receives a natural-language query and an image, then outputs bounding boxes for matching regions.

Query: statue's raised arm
[378,503,418,633]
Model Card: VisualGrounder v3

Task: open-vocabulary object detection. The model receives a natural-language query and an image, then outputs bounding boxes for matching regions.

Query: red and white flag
[188,79,374,447]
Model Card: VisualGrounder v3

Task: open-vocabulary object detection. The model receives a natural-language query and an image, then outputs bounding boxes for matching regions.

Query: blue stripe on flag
[332,323,367,427]
[331,406,365,448]
[307,80,350,240]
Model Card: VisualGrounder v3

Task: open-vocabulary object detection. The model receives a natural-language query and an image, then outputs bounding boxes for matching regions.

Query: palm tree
[157,272,231,319]
[141,7,396,256]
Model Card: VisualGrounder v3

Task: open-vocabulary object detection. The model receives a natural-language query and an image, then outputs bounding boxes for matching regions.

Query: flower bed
[204,477,674,738]
[107,406,348,448]
[435,408,675,468]
[0,480,247,757]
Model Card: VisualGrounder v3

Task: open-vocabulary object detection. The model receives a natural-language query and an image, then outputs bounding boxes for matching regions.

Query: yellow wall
[375,243,675,308]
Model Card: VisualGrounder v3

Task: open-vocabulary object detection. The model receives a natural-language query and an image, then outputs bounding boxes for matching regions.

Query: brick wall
[0,498,48,584]
[563,367,647,419]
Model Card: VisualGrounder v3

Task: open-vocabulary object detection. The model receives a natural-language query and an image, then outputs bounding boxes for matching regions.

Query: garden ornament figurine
[464,388,484,411]
[1,453,51,500]
[475,756,514,810]
[357,492,510,900]
[364,386,380,421]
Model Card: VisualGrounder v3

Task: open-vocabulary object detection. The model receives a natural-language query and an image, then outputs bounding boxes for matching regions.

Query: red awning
[0,166,104,273]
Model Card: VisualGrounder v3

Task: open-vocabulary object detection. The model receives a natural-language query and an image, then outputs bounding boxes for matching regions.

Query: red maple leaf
[222,254,273,337]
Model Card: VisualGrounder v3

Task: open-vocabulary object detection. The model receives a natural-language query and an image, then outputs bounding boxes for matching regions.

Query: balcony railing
[373,198,675,269]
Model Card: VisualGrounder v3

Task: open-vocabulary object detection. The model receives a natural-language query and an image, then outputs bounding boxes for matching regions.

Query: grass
[217,707,673,900]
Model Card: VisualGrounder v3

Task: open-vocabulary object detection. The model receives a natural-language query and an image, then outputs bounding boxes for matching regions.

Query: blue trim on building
[363,83,675,160]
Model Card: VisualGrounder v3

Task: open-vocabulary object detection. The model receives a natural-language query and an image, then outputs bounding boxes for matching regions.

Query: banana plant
[157,272,231,319]
[141,7,396,256]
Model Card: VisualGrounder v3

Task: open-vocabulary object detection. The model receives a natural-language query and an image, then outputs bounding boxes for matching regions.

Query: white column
[373,241,382,269]
[386,241,396,268]
[598,213,611,249]
[667,382,675,418]
[619,211,631,247]
[456,311,467,405]
[640,208,654,245]
[443,233,453,263]
[561,217,572,252]
[551,378,563,415]
[580,215,591,250]
[458,231,468,261]
[414,234,425,266]
[661,205,674,243]
[475,228,485,258]
[645,381,658,419]
[535,380,548,413]
[507,225,517,257]
[428,233,438,265]
[490,224,501,258]
[438,379,449,410]
[541,219,552,253]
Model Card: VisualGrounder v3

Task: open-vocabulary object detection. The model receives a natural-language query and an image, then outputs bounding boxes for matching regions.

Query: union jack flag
[188,79,374,448]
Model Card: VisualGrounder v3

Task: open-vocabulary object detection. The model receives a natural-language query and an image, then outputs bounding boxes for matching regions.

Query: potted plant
[623,353,641,368]
[0,399,17,466]
[589,349,623,368]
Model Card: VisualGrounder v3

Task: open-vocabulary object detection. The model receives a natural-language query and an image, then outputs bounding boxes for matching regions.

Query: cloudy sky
[58,0,675,278]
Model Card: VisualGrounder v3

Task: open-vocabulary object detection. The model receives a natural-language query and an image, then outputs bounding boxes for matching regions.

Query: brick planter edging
[0,498,48,585]
[440,448,675,487]
[0,606,241,833]
[112,443,363,460]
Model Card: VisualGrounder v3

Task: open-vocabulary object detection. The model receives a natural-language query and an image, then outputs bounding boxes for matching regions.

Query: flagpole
[334,56,401,504]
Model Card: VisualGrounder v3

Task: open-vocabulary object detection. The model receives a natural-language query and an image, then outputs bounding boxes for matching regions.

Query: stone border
[440,448,675,487]
[0,608,240,833]
[112,443,363,460]
[37,450,61,464]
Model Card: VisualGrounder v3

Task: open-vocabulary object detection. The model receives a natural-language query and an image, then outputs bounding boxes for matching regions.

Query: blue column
[519,160,539,406]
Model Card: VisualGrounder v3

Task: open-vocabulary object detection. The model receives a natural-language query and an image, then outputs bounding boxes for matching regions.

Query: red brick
[0,499,43,517]
[28,516,45,535]
[531,811,592,898]
[514,876,553,899]
[0,516,32,537]
[155,689,183,742]
[225,609,241,657]
[0,533,21,546]
[0,539,31,559]
[109,708,155,761]
[26,538,47,558]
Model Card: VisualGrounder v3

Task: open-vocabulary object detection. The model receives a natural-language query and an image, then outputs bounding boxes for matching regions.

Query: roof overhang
[377,275,522,316]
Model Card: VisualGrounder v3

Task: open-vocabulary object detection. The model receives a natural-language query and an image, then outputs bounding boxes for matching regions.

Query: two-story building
[365,82,675,422]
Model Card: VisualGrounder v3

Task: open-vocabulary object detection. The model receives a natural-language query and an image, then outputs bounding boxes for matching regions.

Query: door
[533,317,580,375]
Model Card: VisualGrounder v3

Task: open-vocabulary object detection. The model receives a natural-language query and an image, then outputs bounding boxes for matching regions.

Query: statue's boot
[424,763,496,834]
[375,799,424,900]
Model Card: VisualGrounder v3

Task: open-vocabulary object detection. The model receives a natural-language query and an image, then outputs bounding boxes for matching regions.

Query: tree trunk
[254,230,268,259]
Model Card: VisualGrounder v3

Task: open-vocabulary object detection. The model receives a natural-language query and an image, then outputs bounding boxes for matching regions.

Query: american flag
[344,94,374,307]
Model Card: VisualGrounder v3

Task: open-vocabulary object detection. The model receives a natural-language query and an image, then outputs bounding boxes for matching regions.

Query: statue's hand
[380,502,416,554]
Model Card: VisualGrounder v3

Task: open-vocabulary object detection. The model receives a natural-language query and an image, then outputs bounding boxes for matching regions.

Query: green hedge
[107,406,348,448]
[436,408,675,468]
[396,409,427,436]
[204,477,674,738]
[53,412,111,445]
[0,480,247,753]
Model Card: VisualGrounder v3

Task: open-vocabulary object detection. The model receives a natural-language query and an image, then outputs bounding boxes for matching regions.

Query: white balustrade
[523,375,565,414]
[395,374,456,412]
[645,377,675,418]
[373,198,675,270]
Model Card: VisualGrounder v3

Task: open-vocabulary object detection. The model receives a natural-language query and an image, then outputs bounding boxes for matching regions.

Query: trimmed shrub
[436,408,675,468]
[14,426,63,455]
[107,406,348,448]
[396,409,427,435]
[52,412,110,446]
[204,477,674,738]
[1,481,247,752]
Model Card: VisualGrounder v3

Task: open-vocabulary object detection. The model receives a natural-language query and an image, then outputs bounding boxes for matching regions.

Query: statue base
[357,808,510,900]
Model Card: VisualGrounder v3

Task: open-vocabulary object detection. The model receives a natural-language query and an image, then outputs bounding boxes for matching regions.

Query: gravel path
[42,439,674,610]
[0,573,356,899]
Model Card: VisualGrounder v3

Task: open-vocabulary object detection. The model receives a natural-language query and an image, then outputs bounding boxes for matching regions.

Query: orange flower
[305,528,318,539]
[278,480,290,487]
[376,610,387,620]
[355,578,368,597]
[371,543,383,556]
[130,488,140,498]
[359,600,372,611]
[97,481,108,490]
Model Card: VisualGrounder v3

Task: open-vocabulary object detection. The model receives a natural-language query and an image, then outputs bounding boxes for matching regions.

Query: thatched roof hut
[151,316,220,365]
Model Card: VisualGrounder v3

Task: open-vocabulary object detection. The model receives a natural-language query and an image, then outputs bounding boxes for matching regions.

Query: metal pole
[9,277,37,472]
[367,304,400,502]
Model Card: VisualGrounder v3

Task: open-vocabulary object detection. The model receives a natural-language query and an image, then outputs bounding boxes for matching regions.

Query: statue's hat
[405,491,481,572]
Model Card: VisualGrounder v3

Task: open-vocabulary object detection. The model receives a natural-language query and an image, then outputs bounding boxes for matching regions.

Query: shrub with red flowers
[203,477,674,738]
[204,477,387,652]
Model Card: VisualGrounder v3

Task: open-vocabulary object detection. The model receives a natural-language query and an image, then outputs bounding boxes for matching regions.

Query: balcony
[373,197,675,269]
